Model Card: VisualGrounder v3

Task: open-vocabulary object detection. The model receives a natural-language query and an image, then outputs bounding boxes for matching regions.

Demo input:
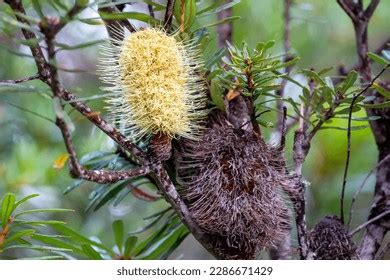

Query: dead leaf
[53,154,69,170]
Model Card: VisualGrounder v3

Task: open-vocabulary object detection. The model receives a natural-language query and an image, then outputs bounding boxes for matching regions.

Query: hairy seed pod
[175,114,291,259]
[308,215,358,260]
[98,28,207,143]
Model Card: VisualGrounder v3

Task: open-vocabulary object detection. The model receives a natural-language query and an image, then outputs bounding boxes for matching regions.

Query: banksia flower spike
[176,114,291,259]
[98,28,207,144]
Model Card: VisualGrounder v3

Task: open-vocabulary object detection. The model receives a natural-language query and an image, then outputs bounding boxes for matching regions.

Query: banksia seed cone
[176,114,291,259]
[308,215,358,260]
[99,28,207,143]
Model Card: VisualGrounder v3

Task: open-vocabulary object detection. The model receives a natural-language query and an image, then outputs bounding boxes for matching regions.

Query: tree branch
[0,74,40,84]
[163,0,175,31]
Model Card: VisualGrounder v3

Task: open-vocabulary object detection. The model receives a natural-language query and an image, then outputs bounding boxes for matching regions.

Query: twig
[340,65,389,224]
[148,4,155,18]
[348,154,390,229]
[375,243,390,260]
[163,0,175,31]
[350,210,390,237]
[217,0,233,48]
[276,0,293,136]
[0,74,40,84]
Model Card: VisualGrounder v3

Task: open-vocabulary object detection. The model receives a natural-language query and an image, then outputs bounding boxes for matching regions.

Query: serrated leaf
[2,193,16,227]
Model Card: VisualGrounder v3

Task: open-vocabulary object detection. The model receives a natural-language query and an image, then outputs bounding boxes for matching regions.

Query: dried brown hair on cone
[308,215,358,260]
[175,113,291,259]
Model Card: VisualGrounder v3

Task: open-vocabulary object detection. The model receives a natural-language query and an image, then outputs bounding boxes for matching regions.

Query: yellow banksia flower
[99,28,207,142]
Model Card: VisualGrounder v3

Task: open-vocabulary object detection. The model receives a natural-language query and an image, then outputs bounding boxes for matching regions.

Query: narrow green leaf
[113,220,124,254]
[14,194,39,209]
[52,224,113,255]
[2,193,16,227]
[14,208,73,218]
[123,236,138,259]
[372,83,390,99]
[99,12,161,25]
[320,125,369,131]
[2,229,36,247]
[55,40,105,51]
[341,70,358,93]
[210,80,225,111]
[31,234,83,255]
[361,101,390,109]
[81,244,103,260]
[194,16,241,31]
[368,52,389,66]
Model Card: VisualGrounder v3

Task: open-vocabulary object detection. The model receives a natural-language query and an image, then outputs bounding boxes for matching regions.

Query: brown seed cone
[308,215,358,260]
[175,114,291,259]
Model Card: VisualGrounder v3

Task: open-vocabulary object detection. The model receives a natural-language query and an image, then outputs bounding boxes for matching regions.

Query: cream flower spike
[98,27,207,143]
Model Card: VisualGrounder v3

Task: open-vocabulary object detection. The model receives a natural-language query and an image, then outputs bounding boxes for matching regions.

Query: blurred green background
[0,0,389,259]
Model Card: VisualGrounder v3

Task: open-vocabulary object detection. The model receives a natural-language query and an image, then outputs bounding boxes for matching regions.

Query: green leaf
[123,236,138,259]
[63,180,85,195]
[333,115,381,121]
[1,193,16,227]
[210,80,225,111]
[361,101,390,109]
[368,52,390,66]
[320,125,369,131]
[14,208,73,218]
[197,0,240,17]
[3,244,72,253]
[194,16,241,31]
[2,229,36,247]
[81,244,103,260]
[98,12,161,25]
[52,224,113,255]
[301,69,326,86]
[55,40,105,51]
[372,83,390,99]
[341,70,358,93]
[31,0,45,18]
[137,224,187,260]
[31,234,83,255]
[112,220,124,254]
[14,194,39,209]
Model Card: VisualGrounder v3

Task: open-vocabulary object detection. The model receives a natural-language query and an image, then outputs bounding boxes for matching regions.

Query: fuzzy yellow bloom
[99,28,207,142]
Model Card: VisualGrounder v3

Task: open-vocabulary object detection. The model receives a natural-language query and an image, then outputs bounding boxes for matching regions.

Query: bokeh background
[0,0,389,259]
